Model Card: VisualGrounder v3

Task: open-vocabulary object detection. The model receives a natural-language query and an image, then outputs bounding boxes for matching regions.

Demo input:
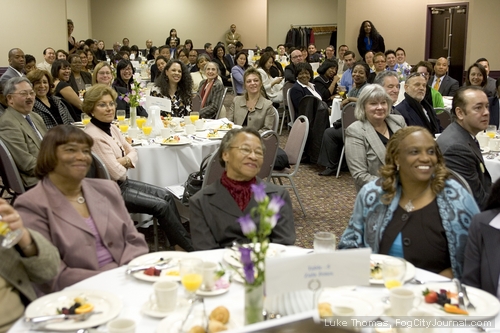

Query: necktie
[26,115,43,140]
[433,77,441,90]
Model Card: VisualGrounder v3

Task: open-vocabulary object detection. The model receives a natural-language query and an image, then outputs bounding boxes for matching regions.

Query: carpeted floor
[139,91,358,251]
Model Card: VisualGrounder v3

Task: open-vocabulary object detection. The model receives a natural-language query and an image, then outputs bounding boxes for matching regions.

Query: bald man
[0,48,25,87]
[284,49,304,83]
[428,57,459,97]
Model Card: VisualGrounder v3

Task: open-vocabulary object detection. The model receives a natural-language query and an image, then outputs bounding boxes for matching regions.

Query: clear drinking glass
[180,258,203,301]
[0,220,23,248]
[382,258,406,289]
[486,125,497,139]
[313,232,336,252]
[116,110,126,122]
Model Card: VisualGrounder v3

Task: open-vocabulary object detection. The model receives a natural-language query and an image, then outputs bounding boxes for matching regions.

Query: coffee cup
[107,318,136,333]
[201,261,218,291]
[389,287,418,316]
[185,124,196,135]
[150,280,177,312]
[161,128,172,138]
[195,119,204,131]
[489,138,500,151]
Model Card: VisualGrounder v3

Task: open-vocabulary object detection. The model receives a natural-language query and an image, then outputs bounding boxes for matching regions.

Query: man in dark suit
[395,72,441,135]
[284,49,304,83]
[225,43,236,69]
[489,78,500,128]
[0,77,47,188]
[477,58,497,98]
[437,86,492,209]
[143,39,152,58]
[0,48,25,87]
[429,57,460,97]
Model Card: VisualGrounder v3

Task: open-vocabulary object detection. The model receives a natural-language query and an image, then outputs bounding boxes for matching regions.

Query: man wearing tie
[0,77,47,188]
[0,48,25,87]
[428,57,459,97]
[225,43,236,69]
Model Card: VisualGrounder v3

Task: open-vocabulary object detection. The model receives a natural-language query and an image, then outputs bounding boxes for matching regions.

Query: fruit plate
[369,254,416,285]
[127,251,194,282]
[24,289,122,331]
[155,137,192,146]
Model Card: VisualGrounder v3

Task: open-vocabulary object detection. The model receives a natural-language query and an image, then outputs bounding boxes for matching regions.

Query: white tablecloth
[330,98,342,126]
[485,156,500,183]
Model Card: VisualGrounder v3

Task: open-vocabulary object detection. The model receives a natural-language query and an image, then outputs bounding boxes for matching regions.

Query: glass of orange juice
[142,125,153,137]
[0,220,23,248]
[382,258,406,290]
[116,110,126,122]
[136,117,146,129]
[486,125,497,139]
[81,114,91,126]
[190,111,199,124]
[119,120,129,134]
[180,258,203,300]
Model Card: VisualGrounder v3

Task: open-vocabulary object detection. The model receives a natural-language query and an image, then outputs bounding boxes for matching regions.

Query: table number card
[265,248,371,297]
[146,96,171,113]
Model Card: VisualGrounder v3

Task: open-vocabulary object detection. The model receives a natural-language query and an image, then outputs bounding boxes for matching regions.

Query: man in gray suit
[437,86,491,209]
[477,58,497,98]
[429,57,459,97]
[0,48,25,87]
[0,77,47,188]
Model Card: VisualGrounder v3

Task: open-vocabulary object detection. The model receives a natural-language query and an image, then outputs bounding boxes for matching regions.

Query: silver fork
[462,286,476,311]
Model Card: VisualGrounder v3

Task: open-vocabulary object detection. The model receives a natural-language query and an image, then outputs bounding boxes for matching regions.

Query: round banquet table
[484,156,500,183]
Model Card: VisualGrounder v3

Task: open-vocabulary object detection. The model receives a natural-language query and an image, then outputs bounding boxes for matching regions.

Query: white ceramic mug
[107,318,136,333]
[184,115,192,124]
[489,138,500,151]
[185,124,196,135]
[161,128,172,138]
[390,287,418,316]
[194,119,204,131]
[150,280,178,312]
[201,261,217,291]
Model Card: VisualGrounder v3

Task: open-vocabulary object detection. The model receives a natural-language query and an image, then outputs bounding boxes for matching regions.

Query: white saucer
[141,299,176,318]
[195,128,205,132]
[196,284,230,297]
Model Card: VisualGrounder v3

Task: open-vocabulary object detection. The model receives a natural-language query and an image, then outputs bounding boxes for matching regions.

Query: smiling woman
[51,59,83,119]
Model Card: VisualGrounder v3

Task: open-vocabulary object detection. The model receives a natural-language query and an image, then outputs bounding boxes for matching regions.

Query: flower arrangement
[319,49,326,64]
[396,64,411,82]
[118,73,145,108]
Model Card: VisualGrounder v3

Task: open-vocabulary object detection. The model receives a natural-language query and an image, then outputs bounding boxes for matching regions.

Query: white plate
[198,132,225,140]
[217,124,242,131]
[156,308,241,333]
[127,251,194,282]
[141,299,189,318]
[196,280,231,296]
[24,289,122,331]
[318,286,385,320]
[481,147,491,154]
[155,137,192,146]
[223,243,287,268]
[415,282,500,320]
[369,254,416,285]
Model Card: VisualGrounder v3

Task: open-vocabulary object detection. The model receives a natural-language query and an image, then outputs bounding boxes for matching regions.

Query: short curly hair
[82,84,118,116]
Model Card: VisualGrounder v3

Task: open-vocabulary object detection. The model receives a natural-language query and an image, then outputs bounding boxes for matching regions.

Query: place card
[146,96,171,113]
[265,248,371,297]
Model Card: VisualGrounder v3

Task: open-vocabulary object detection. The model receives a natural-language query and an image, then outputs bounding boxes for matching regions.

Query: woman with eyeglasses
[83,84,194,252]
[190,127,295,250]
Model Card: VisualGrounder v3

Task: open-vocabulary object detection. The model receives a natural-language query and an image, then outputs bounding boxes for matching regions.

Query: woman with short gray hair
[197,62,224,119]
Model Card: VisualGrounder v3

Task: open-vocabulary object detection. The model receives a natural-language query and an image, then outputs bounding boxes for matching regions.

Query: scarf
[91,117,112,136]
[200,80,215,108]
[404,92,439,135]
[220,171,257,211]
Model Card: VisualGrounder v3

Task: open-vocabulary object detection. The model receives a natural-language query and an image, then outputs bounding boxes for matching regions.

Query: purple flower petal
[239,247,255,284]
[237,214,256,235]
[124,97,130,103]
[268,195,285,214]
[251,183,266,203]
[269,213,280,229]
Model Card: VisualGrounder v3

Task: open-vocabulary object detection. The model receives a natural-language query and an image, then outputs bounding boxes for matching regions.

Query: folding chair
[336,102,357,178]
[259,130,279,182]
[0,138,26,203]
[215,88,228,119]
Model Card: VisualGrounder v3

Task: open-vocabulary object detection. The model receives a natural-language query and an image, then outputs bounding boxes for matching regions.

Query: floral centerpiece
[118,73,146,128]
[396,64,411,82]
[319,49,326,64]
[235,182,285,325]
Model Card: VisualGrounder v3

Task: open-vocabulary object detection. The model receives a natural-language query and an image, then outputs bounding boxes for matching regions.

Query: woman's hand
[0,198,33,250]
[272,77,283,86]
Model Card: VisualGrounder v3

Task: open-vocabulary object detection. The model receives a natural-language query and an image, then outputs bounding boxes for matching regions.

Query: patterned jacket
[33,96,74,129]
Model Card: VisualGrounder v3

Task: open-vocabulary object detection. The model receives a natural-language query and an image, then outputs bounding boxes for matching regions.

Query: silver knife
[25,311,102,324]
[452,278,465,308]
[126,258,173,274]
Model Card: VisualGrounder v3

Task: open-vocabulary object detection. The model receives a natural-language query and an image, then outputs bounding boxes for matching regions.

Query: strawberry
[423,288,438,303]
[144,267,155,276]
[153,268,161,276]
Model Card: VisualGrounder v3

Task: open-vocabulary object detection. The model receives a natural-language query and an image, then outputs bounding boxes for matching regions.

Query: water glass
[313,232,336,252]
[382,258,406,289]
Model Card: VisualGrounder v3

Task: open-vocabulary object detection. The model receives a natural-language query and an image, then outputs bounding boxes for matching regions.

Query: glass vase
[130,106,137,128]
[244,283,264,325]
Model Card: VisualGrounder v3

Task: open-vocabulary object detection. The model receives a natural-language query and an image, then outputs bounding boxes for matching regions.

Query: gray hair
[196,54,211,65]
[206,61,221,76]
[4,77,32,96]
[373,71,399,86]
[217,127,265,167]
[354,84,393,121]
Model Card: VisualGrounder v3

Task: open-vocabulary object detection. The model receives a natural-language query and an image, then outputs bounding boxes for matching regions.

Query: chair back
[284,116,309,170]
[447,168,473,195]
[86,152,111,180]
[215,88,228,119]
[192,94,202,112]
[272,107,280,132]
[202,151,224,188]
[258,130,279,181]
[282,82,294,109]
[230,73,237,95]
[435,108,452,130]
[0,138,26,202]
[341,102,357,140]
[286,89,295,123]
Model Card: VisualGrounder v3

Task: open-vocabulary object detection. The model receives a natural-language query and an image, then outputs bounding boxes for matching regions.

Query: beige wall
[67,0,92,41]
[90,0,267,51]
[0,0,67,67]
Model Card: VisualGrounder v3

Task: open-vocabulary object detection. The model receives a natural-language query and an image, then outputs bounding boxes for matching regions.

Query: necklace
[403,183,430,212]
[68,196,86,204]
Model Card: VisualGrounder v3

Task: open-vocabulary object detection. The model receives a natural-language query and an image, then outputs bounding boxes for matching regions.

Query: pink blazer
[15,177,149,293]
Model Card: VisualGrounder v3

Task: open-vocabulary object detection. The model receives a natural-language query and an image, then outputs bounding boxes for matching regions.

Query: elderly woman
[197,62,225,119]
[68,54,92,94]
[51,59,83,115]
[345,85,406,191]
[190,127,295,250]
[83,85,192,251]
[151,59,193,117]
[190,54,211,93]
[231,51,249,96]
[15,125,148,293]
[0,199,59,331]
[257,53,284,104]
[465,63,491,96]
[227,67,275,133]
[27,69,74,129]
[357,20,385,57]
[313,59,340,102]
[341,61,371,107]
[289,62,322,113]
[463,178,500,296]
[339,126,479,278]
[212,44,232,87]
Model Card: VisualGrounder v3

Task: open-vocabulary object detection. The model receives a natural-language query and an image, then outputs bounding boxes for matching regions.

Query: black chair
[86,152,111,180]
[297,96,330,164]
[435,108,452,130]
[258,130,279,182]
[336,102,357,178]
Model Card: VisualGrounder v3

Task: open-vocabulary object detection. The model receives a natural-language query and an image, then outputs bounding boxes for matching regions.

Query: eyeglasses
[96,102,116,109]
[407,72,427,80]
[374,60,386,64]
[229,146,264,158]
[12,90,35,98]
[122,67,133,72]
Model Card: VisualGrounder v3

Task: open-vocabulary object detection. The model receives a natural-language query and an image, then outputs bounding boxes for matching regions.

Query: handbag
[181,153,211,206]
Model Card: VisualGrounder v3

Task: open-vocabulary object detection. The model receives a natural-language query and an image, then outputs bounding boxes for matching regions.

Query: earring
[396,164,400,171]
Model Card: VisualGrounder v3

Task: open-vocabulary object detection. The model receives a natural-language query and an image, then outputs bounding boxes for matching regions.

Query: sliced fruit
[443,303,468,315]
[144,267,155,276]
[75,303,94,314]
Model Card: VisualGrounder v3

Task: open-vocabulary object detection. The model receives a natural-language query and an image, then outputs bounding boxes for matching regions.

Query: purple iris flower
[268,195,285,214]
[251,183,266,203]
[239,247,255,284]
[237,214,256,235]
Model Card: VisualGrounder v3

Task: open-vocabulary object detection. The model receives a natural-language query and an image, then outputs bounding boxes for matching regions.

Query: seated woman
[212,44,232,87]
[68,54,92,95]
[51,59,83,119]
[341,61,370,107]
[345,85,406,191]
[190,127,295,250]
[373,52,387,76]
[313,59,340,102]
[95,40,107,61]
[27,69,75,129]
[177,48,190,67]
[197,62,225,119]
[231,51,249,96]
[463,178,500,296]
[0,198,59,332]
[86,50,98,72]
[129,45,141,62]
[24,54,37,75]
[339,126,480,278]
[56,49,68,60]
[227,67,275,133]
[289,62,322,113]
[464,63,492,97]
[184,39,193,52]
[257,53,284,104]
[15,125,148,293]
[83,85,193,252]
[190,54,211,93]
[77,50,90,73]
[151,55,168,83]
[113,59,135,92]
[151,59,193,117]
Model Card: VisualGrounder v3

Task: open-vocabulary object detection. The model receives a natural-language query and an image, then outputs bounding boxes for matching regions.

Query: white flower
[133,73,141,82]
